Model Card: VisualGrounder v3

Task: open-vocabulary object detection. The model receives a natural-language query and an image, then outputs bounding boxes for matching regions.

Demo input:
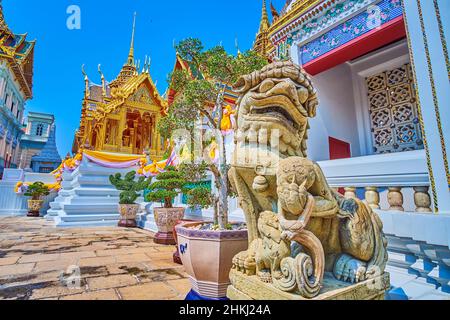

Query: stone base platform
[227,269,390,300]
[154,232,177,245]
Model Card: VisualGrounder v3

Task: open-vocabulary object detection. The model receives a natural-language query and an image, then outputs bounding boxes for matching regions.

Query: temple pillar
[118,109,127,153]
[154,114,161,155]
[97,124,105,151]
[132,120,138,154]
[403,0,450,214]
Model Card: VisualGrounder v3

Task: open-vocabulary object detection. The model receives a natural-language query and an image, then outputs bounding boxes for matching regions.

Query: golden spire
[0,2,12,38]
[253,0,271,58]
[259,0,270,33]
[127,12,137,66]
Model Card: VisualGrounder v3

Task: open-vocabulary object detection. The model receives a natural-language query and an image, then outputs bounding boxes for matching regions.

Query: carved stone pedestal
[227,269,390,300]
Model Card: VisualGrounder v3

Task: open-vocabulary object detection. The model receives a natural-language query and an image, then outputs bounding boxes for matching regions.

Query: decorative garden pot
[118,204,140,228]
[27,200,44,217]
[154,207,185,245]
[175,221,248,300]
[173,219,199,265]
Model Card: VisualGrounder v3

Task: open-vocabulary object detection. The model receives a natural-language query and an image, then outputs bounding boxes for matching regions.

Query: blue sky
[5,0,285,156]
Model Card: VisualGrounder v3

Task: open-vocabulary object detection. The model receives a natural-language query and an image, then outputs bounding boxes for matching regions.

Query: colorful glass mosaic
[285,0,402,64]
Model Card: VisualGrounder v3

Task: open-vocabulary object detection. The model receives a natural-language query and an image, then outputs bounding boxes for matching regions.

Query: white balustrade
[318,150,433,213]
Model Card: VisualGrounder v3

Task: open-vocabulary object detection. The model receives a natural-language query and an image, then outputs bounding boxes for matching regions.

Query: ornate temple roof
[0,4,35,99]
[269,0,322,33]
[73,13,168,153]
[31,125,62,163]
[81,13,167,120]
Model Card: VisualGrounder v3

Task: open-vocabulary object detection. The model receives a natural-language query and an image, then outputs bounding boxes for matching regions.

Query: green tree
[24,182,50,201]
[109,171,152,205]
[165,38,268,229]
[145,166,189,209]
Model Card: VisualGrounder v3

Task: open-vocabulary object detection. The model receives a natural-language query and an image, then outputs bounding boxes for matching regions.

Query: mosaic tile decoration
[295,0,402,64]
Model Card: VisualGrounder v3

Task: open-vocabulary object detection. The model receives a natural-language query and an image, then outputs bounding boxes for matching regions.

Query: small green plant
[109,171,152,205]
[187,187,214,210]
[24,182,50,201]
[145,166,189,208]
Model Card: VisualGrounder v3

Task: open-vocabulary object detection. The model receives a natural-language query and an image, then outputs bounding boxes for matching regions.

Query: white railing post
[413,186,432,213]
[344,187,357,199]
[388,187,405,212]
[365,186,380,209]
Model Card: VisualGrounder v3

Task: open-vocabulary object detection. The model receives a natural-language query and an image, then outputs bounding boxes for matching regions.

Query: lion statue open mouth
[228,61,388,299]
[233,61,318,159]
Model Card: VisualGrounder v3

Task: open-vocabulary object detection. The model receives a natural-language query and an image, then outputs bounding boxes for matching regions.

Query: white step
[48,160,141,228]
[60,214,120,222]
[55,220,120,228]
[74,188,120,197]
[63,203,119,214]
[69,197,119,204]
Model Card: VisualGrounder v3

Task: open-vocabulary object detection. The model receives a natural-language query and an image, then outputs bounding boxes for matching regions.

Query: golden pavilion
[72,14,167,159]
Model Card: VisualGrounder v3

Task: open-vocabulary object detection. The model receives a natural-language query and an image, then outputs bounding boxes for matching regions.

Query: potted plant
[161,38,267,300]
[145,166,188,245]
[172,183,213,264]
[110,171,151,228]
[24,182,50,217]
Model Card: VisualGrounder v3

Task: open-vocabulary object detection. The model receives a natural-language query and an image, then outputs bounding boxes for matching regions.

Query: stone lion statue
[229,61,388,299]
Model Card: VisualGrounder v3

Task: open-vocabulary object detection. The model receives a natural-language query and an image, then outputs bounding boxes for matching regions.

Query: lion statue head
[233,61,318,159]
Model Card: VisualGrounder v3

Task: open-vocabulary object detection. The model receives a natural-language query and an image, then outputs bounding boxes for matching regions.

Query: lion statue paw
[333,254,368,284]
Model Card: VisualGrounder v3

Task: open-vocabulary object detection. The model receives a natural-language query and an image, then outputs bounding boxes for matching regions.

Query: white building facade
[0,5,35,175]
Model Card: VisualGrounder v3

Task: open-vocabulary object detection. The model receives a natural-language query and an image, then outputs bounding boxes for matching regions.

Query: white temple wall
[403,0,450,214]
[302,39,414,162]
[307,63,360,161]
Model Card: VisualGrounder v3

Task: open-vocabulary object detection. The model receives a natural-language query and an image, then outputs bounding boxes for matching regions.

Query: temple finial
[98,64,106,97]
[127,12,137,66]
[81,64,89,98]
[270,1,279,21]
[81,64,88,80]
[97,64,104,80]
[147,56,151,73]
[259,0,270,33]
[142,55,148,74]
[235,37,241,56]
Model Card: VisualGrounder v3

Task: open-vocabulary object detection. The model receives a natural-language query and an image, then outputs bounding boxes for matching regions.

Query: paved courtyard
[0,217,191,300]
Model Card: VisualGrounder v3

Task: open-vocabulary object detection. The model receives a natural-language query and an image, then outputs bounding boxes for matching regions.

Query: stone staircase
[46,157,141,228]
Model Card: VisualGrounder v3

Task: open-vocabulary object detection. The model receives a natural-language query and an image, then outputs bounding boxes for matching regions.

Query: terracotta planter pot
[175,222,248,299]
[118,204,140,228]
[154,207,185,245]
[173,219,199,265]
[27,200,44,217]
